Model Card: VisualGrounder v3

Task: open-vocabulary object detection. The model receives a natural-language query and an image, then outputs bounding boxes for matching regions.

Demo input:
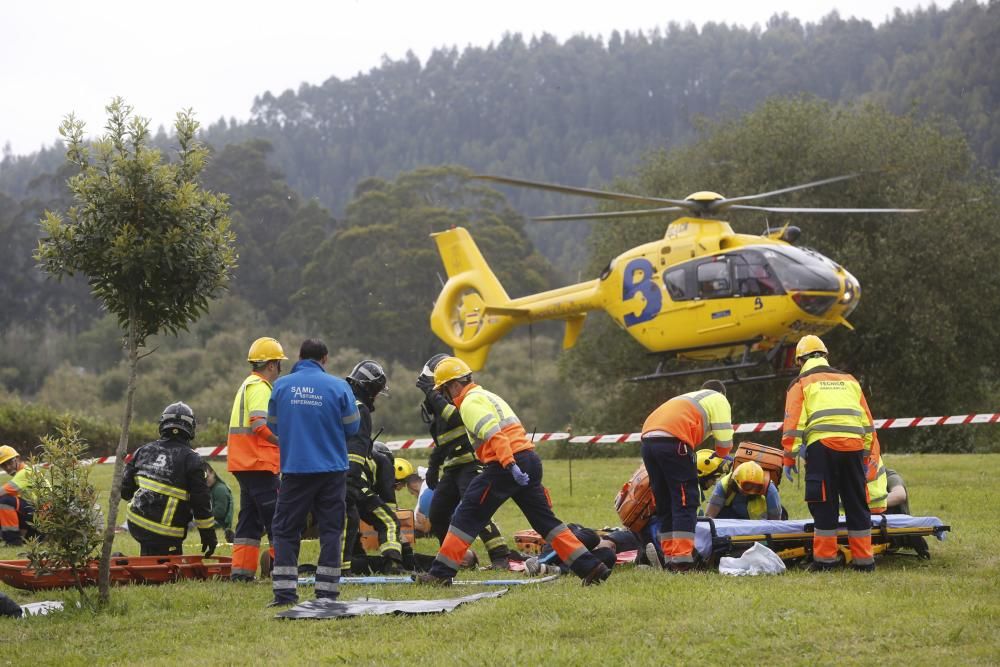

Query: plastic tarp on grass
[276,589,506,619]
[696,514,949,559]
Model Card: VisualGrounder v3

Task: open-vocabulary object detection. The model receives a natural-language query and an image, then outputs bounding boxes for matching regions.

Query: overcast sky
[2,0,933,156]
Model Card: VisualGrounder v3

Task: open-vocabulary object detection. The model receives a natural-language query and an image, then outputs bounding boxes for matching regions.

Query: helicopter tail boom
[430,227,599,370]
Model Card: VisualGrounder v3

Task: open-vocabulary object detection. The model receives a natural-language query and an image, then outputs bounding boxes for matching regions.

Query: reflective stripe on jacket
[227,373,279,473]
[122,437,214,539]
[641,390,734,457]
[453,384,533,467]
[781,357,876,463]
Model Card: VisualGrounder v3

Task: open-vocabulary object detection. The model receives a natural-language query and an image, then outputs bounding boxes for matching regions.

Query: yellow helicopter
[429,174,921,382]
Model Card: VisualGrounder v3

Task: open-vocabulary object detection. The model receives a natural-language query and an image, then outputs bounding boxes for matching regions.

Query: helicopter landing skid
[628,340,797,385]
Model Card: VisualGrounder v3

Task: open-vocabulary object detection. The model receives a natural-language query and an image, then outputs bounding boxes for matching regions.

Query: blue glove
[509,463,530,486]
[783,463,797,483]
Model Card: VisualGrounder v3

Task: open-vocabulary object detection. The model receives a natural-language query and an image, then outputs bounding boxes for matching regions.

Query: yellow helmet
[394,458,415,481]
[732,461,767,496]
[248,337,288,363]
[0,445,19,466]
[696,449,726,479]
[795,335,827,362]
[433,356,472,389]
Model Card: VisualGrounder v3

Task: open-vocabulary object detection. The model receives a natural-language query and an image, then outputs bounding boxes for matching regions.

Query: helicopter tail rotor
[429,227,526,370]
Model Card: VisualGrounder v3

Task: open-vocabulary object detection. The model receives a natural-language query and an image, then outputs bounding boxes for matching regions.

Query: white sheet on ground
[719,542,786,576]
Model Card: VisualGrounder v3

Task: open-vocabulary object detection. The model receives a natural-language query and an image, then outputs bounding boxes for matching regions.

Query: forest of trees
[0,0,998,453]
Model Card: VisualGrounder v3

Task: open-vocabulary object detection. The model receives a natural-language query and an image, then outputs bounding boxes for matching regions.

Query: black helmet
[419,353,450,381]
[372,440,393,460]
[159,402,196,440]
[347,360,389,403]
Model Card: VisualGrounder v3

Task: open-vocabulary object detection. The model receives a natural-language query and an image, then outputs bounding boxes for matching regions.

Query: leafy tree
[24,422,102,605]
[34,98,237,604]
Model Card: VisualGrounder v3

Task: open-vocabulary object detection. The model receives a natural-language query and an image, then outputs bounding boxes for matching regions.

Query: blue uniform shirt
[268,359,361,473]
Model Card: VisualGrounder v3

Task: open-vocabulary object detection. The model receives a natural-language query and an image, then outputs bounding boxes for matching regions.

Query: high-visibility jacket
[708,473,782,520]
[122,437,214,539]
[641,389,734,458]
[0,462,31,497]
[781,356,876,465]
[453,384,533,468]
[227,372,279,474]
[866,440,889,513]
[423,391,477,472]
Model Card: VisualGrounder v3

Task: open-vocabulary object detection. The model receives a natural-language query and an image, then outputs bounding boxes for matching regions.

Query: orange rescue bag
[733,441,785,487]
[614,463,656,531]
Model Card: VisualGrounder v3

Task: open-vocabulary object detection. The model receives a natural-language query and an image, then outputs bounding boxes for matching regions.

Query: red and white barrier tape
[82,413,1000,462]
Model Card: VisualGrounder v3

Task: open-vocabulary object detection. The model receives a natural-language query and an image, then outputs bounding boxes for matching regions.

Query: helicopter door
[690,256,756,342]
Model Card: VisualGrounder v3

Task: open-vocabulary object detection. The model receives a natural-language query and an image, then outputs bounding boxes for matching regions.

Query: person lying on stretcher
[705,461,784,521]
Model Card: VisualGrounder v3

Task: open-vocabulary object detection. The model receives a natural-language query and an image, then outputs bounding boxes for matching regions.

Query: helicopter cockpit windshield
[757,245,841,293]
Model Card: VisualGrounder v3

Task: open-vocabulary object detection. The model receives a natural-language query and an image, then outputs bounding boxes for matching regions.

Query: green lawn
[1,454,998,666]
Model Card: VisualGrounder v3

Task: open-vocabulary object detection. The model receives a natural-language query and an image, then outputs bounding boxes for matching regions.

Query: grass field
[1,454,998,666]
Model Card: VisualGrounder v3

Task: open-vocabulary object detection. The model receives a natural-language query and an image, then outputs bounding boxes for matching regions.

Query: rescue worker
[416,353,511,568]
[343,360,406,574]
[706,461,782,520]
[417,357,611,586]
[782,335,877,572]
[227,336,286,581]
[267,339,360,607]
[640,450,730,568]
[122,402,216,557]
[641,379,734,572]
[866,440,890,516]
[0,446,36,546]
[205,464,235,542]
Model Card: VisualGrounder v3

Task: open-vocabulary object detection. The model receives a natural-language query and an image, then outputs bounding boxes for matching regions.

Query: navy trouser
[641,436,700,565]
[429,450,600,580]
[231,471,278,579]
[805,443,873,565]
[429,462,509,560]
[271,471,347,604]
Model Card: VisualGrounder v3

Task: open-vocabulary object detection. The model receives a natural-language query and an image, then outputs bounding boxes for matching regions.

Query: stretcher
[0,555,232,591]
[296,574,560,586]
[697,514,949,565]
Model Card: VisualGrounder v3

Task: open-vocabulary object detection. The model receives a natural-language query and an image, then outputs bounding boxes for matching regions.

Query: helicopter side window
[697,260,731,300]
[731,251,782,297]
[663,268,691,301]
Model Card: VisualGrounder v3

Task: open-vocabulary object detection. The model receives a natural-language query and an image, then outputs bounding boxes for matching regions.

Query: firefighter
[122,402,216,557]
[343,360,406,574]
[705,461,783,520]
[640,379,734,572]
[0,445,36,546]
[416,354,511,568]
[227,336,286,581]
[417,357,611,586]
[782,335,877,572]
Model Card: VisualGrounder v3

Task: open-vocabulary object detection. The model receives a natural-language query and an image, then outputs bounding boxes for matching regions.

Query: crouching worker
[0,446,37,546]
[706,461,782,520]
[343,360,406,575]
[641,379,734,572]
[417,357,611,586]
[122,403,216,557]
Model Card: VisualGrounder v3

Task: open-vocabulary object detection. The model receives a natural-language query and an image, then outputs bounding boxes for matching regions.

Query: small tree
[35,98,237,605]
[24,422,103,605]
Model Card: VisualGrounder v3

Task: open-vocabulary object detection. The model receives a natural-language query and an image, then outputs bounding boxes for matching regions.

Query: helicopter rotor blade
[475,174,690,207]
[717,174,862,208]
[727,204,925,214]
[532,207,687,222]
